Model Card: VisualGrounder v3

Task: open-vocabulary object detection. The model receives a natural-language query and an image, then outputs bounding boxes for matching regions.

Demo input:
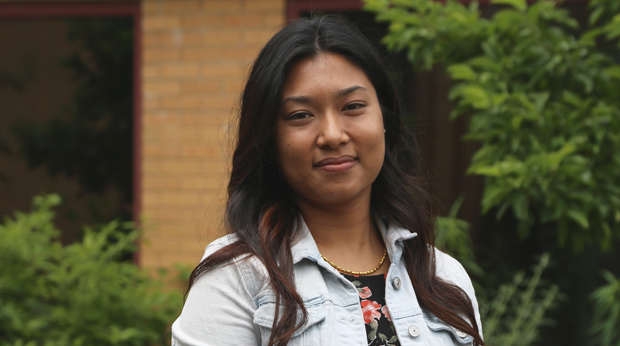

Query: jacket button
[456,329,467,338]
[408,325,420,337]
[392,277,401,290]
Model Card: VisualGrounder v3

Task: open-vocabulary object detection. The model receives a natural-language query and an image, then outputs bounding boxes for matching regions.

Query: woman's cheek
[279,145,303,185]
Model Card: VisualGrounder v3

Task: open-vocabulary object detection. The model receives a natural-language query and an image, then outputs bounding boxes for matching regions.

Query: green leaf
[363,0,389,12]
[562,91,583,108]
[589,6,604,25]
[481,185,509,213]
[461,85,491,109]
[513,194,529,220]
[491,0,527,12]
[472,160,526,177]
[590,271,620,345]
[448,64,477,81]
[467,57,500,73]
[492,93,509,106]
[604,65,620,79]
[368,330,377,340]
[580,27,605,45]
[567,209,590,229]
[511,116,523,130]
[370,320,378,329]
[547,142,576,170]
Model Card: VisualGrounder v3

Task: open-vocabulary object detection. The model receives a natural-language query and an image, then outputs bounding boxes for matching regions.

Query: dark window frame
[0,1,143,265]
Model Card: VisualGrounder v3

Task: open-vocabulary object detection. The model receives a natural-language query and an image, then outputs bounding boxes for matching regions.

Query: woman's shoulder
[174,234,266,344]
[201,233,239,260]
[433,248,476,295]
[194,233,270,299]
[432,248,484,337]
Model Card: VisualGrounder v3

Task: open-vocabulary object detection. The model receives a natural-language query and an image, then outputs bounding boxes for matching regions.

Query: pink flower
[361,300,382,324]
[358,287,372,299]
[381,305,392,322]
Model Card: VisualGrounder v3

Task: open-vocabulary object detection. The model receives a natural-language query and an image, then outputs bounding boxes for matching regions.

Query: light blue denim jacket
[172,217,483,345]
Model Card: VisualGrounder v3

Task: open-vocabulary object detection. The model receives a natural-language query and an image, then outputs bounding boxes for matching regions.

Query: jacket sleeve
[171,243,261,345]
[434,248,484,340]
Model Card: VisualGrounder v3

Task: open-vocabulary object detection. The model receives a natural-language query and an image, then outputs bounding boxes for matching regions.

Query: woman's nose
[316,112,349,149]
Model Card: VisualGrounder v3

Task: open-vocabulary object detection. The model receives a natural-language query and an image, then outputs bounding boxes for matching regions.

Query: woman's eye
[288,112,312,120]
[343,103,365,112]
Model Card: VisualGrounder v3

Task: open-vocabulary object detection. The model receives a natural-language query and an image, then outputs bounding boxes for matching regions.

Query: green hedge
[366,0,620,344]
[0,195,182,346]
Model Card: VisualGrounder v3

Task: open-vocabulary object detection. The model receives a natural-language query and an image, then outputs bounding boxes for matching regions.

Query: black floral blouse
[343,273,400,346]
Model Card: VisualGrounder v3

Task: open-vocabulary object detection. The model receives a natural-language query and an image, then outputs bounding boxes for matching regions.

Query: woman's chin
[304,187,372,207]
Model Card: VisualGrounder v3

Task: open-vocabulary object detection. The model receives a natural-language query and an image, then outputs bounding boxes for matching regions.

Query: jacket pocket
[423,314,474,345]
[253,298,325,346]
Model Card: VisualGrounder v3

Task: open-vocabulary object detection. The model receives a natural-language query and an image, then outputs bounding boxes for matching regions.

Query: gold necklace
[321,246,387,275]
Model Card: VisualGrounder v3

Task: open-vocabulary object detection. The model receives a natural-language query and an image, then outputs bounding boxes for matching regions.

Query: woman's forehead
[281,53,374,99]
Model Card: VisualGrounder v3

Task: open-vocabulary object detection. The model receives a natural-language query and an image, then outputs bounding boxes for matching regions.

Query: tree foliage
[591,271,620,346]
[366,0,620,344]
[479,254,559,346]
[438,212,559,345]
[0,195,181,346]
[366,0,620,252]
[436,196,484,278]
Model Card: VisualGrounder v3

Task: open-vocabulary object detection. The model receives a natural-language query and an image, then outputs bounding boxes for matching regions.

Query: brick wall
[141,0,285,270]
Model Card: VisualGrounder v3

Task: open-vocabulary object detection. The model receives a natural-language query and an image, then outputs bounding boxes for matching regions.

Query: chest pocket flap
[253,298,325,337]
[424,313,475,345]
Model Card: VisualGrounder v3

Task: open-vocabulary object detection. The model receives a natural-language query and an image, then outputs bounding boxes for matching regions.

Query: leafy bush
[366,0,620,252]
[436,196,484,278]
[591,271,620,346]
[366,0,620,344]
[437,211,559,345]
[480,254,559,346]
[0,194,181,346]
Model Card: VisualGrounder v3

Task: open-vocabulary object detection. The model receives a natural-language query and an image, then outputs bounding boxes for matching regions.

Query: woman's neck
[297,192,386,273]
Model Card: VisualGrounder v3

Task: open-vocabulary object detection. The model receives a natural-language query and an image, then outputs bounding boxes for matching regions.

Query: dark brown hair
[187,15,484,346]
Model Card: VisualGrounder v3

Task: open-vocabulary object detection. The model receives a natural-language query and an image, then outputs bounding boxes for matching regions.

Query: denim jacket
[172,217,483,345]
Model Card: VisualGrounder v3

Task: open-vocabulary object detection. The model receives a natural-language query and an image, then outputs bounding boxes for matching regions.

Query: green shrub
[0,194,182,346]
[437,210,559,345]
[367,0,620,343]
[436,196,484,278]
[591,271,620,346]
[366,0,620,252]
[480,254,559,346]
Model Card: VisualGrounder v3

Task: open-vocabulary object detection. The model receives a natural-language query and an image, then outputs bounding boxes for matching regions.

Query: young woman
[172,16,484,346]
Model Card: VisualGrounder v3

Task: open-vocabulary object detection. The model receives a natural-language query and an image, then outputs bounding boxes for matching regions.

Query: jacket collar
[291,213,418,265]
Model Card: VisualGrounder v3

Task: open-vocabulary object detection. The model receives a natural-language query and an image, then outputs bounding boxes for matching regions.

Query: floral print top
[343,273,400,346]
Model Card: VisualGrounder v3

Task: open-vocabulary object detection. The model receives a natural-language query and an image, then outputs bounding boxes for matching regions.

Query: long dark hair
[187,16,484,346]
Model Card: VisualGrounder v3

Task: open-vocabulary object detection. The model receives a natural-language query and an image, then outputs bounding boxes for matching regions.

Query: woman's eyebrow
[282,95,311,105]
[335,85,367,98]
[281,85,367,106]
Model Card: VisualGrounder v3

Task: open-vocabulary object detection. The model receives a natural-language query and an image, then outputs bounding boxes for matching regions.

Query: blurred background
[1,0,619,345]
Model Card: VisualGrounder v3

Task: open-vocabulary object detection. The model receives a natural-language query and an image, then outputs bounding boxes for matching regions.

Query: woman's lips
[315,156,357,172]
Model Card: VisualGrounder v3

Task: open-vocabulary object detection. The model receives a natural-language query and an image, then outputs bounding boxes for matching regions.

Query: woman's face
[275,53,385,207]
